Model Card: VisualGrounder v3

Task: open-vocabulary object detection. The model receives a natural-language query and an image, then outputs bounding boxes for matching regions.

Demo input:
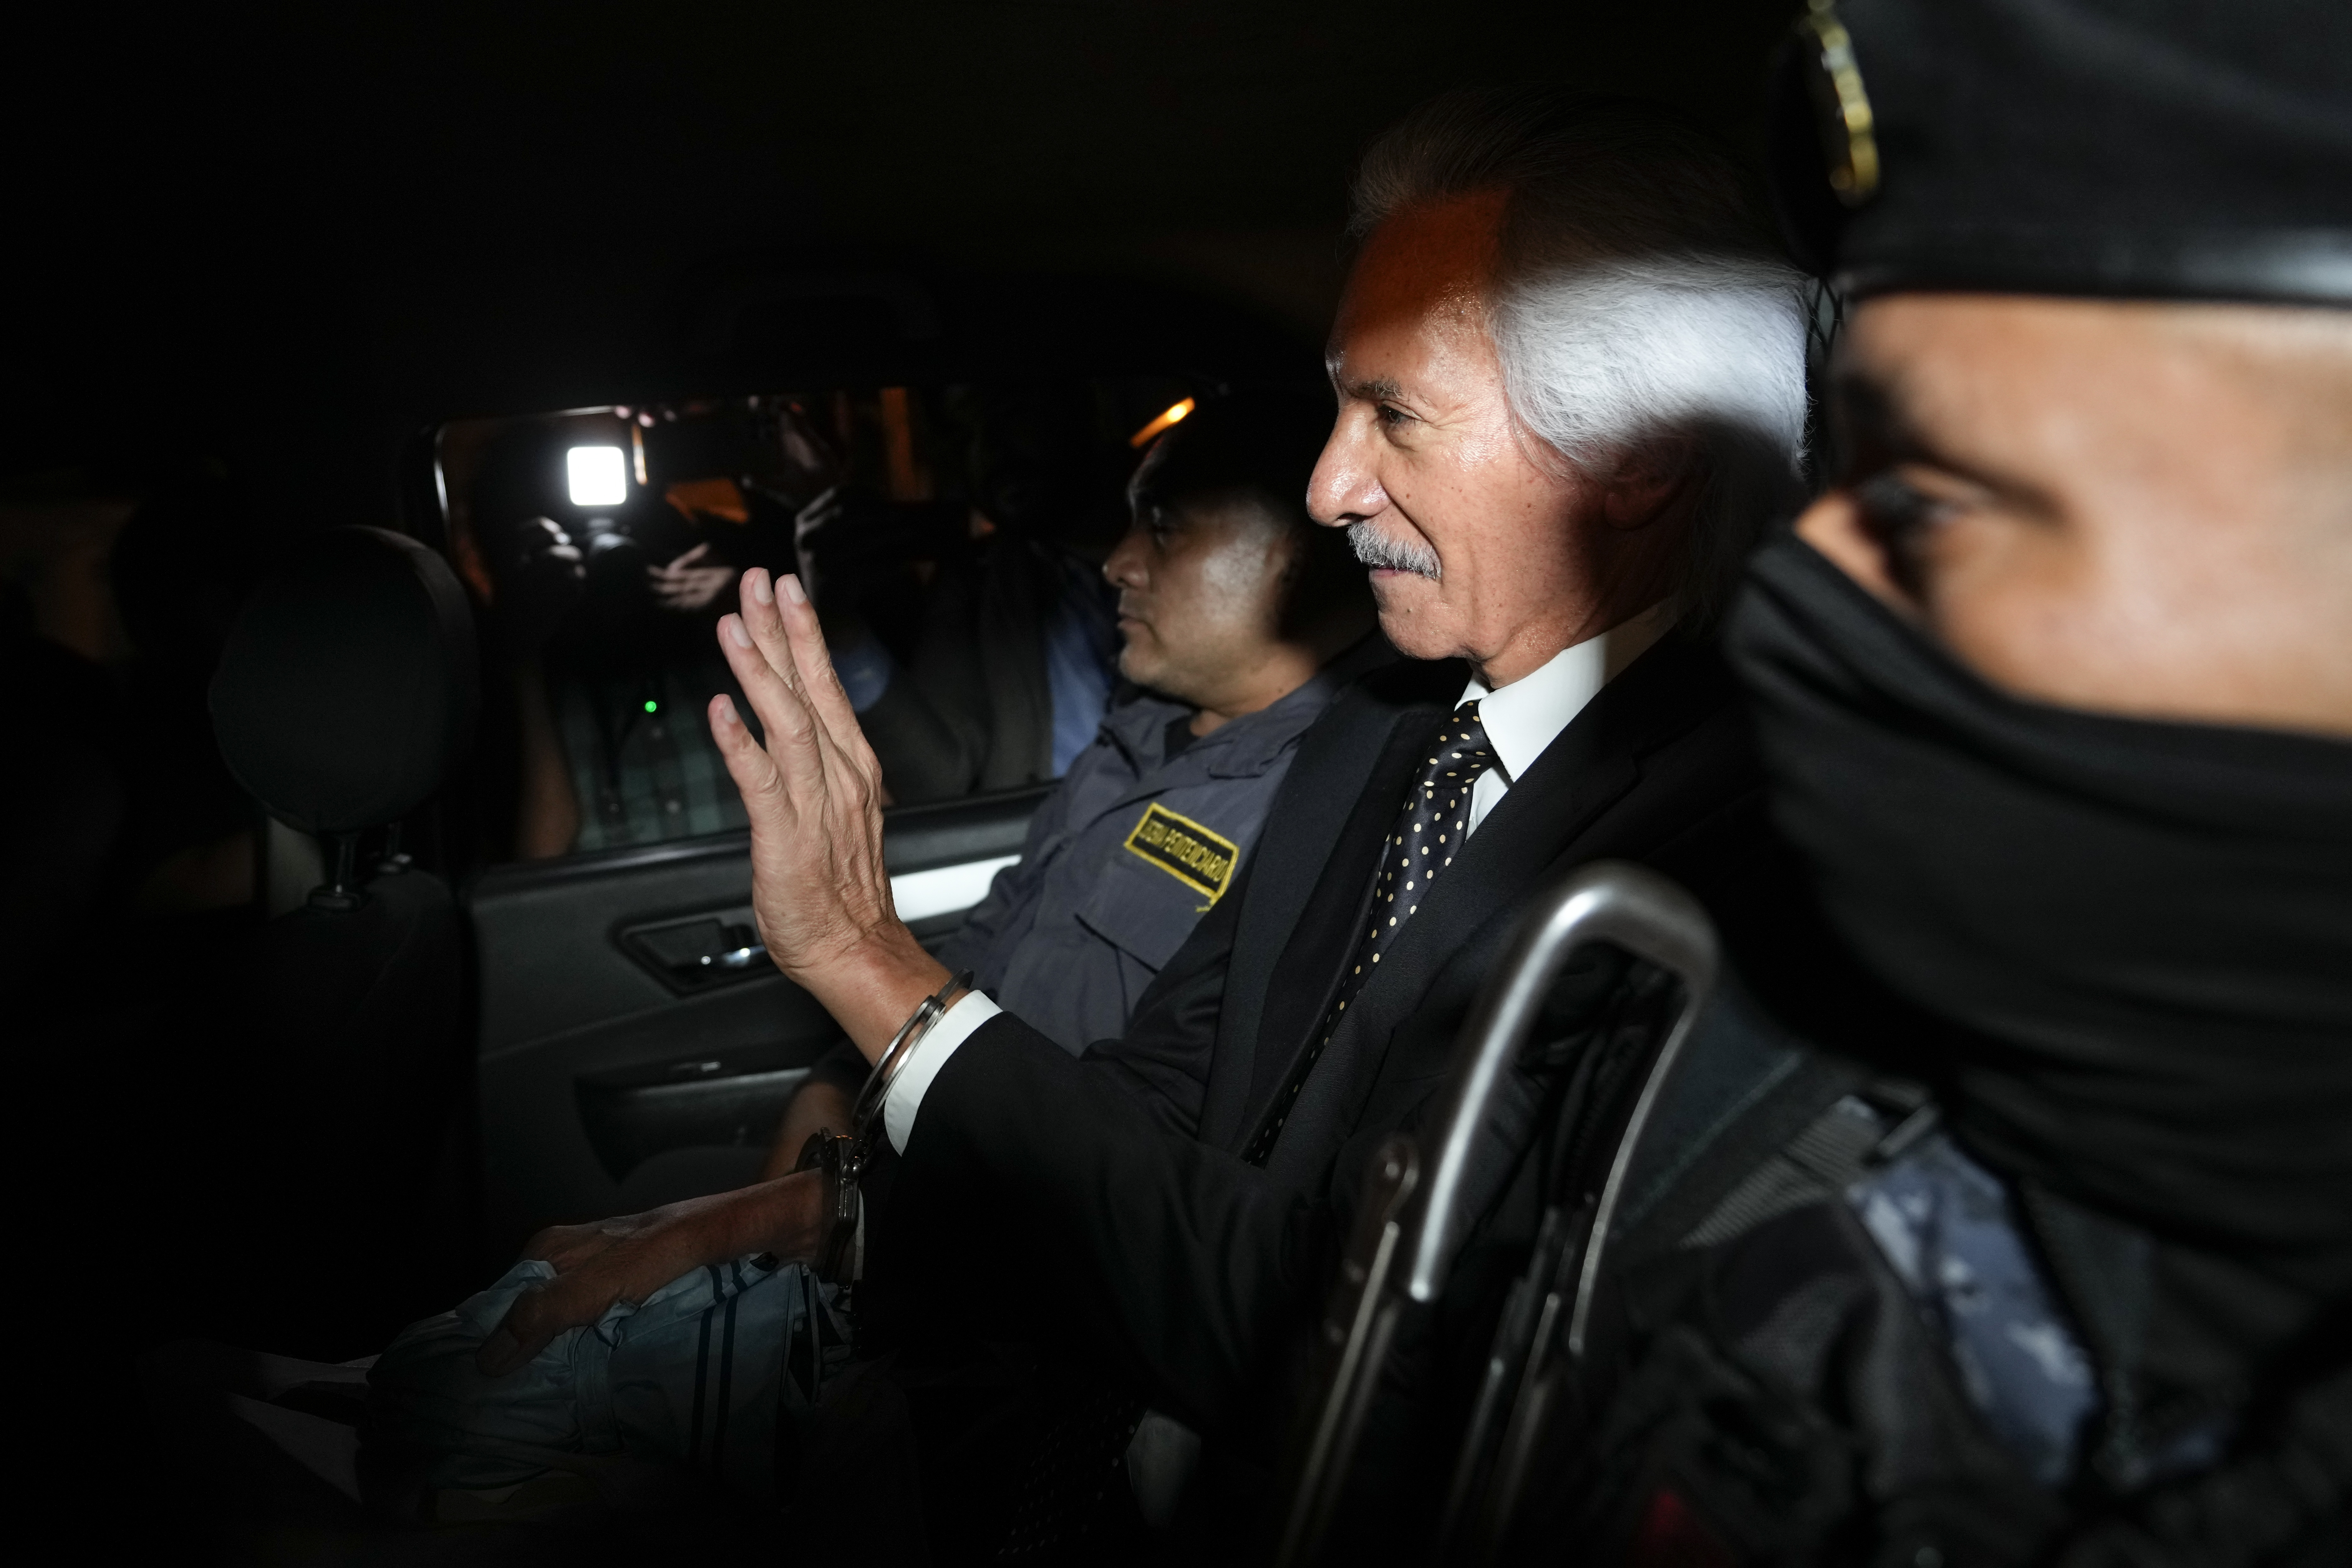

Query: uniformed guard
[948,625,1386,1058]
[940,388,1381,1052]
[1423,2,2352,1564]
[763,389,1380,1166]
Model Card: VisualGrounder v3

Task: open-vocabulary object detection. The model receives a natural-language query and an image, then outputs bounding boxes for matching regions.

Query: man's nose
[1103,525,1147,589]
[1307,417,1384,528]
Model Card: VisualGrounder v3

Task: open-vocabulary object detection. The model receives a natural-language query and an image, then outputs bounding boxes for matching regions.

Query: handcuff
[793,969,973,1285]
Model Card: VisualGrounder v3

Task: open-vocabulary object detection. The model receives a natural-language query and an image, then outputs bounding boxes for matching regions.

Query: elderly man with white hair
[388,90,1813,1543]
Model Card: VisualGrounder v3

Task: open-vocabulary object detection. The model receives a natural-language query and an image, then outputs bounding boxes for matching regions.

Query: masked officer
[1413,3,2352,1565]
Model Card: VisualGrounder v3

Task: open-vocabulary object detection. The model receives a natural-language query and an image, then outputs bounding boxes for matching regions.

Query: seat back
[207,526,482,1345]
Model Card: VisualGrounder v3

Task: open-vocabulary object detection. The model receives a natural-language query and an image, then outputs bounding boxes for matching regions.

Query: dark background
[11,1,1791,512]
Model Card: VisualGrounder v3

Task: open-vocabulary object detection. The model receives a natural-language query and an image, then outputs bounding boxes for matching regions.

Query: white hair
[1494,257,1810,623]
[1494,259,1808,474]
[1351,90,1812,626]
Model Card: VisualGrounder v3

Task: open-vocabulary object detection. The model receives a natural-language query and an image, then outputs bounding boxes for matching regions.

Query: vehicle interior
[12,4,1831,1556]
[2,276,1318,1553]
[434,373,1213,1263]
[304,274,1298,1314]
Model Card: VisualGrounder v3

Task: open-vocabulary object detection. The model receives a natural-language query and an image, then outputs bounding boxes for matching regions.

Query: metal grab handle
[1403,860,1718,1309]
[1447,870,1721,1561]
[1273,1136,1420,1568]
[1271,861,1718,1568]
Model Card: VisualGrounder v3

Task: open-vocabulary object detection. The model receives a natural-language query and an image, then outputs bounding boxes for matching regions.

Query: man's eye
[1851,472,1950,540]
[1377,403,1412,428]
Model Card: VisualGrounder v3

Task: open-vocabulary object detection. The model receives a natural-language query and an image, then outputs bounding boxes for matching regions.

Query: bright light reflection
[567,445,629,507]
[1128,397,1196,449]
[892,855,1020,923]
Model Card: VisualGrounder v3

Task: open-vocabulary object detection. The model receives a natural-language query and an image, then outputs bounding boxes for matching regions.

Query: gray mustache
[1347,523,1442,580]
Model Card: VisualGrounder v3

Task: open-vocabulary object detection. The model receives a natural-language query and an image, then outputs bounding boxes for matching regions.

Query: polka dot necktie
[1242,700,1496,1166]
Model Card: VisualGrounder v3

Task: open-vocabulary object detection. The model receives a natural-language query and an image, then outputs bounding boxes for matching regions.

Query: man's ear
[1599,439,1693,531]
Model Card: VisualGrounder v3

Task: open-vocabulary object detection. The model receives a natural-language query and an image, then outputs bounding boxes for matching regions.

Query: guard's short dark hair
[1128,388,1331,531]
[1130,389,1367,630]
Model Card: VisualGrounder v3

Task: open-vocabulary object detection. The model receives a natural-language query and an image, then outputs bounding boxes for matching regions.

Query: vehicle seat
[209,525,482,1349]
[1,632,127,1010]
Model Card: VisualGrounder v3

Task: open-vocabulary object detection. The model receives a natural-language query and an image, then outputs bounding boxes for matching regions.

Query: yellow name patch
[1124,803,1241,906]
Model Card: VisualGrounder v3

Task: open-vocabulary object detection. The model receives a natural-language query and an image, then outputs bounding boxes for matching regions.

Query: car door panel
[470,785,1047,1262]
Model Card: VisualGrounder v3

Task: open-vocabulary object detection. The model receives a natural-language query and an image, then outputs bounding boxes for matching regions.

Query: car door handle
[625,916,769,987]
[618,851,1017,995]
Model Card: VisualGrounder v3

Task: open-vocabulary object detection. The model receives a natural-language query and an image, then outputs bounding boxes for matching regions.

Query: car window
[430,379,1195,864]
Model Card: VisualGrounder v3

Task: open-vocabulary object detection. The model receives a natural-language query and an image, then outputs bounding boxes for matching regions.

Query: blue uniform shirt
[939,644,1384,1055]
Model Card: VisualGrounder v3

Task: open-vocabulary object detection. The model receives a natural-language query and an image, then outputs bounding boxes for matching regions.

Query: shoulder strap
[1606,967,1875,1265]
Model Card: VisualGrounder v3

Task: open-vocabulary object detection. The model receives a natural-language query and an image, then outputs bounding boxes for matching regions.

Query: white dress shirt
[1457,633,1608,837]
[880,613,1669,1154]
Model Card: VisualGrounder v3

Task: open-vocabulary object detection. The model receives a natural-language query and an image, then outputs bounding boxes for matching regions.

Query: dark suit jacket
[872,633,1772,1442]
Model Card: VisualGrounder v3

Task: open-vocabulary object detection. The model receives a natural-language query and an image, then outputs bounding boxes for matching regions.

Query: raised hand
[646,541,738,612]
[707,567,946,1057]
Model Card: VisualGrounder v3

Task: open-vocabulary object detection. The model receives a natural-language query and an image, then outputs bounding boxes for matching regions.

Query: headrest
[211,527,478,835]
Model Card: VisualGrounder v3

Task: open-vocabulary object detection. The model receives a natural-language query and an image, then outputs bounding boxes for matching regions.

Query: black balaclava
[1757,0,2352,1309]
[1727,534,2352,1309]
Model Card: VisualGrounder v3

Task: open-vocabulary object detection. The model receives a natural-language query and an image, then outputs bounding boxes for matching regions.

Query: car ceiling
[12,1,1790,518]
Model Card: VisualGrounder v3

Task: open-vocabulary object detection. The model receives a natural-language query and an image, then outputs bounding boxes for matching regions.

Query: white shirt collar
[1458,602,1678,784]
[1459,637,1608,784]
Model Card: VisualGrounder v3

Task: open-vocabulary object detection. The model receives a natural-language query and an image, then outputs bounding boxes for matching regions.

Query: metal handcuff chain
[793,969,974,1285]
